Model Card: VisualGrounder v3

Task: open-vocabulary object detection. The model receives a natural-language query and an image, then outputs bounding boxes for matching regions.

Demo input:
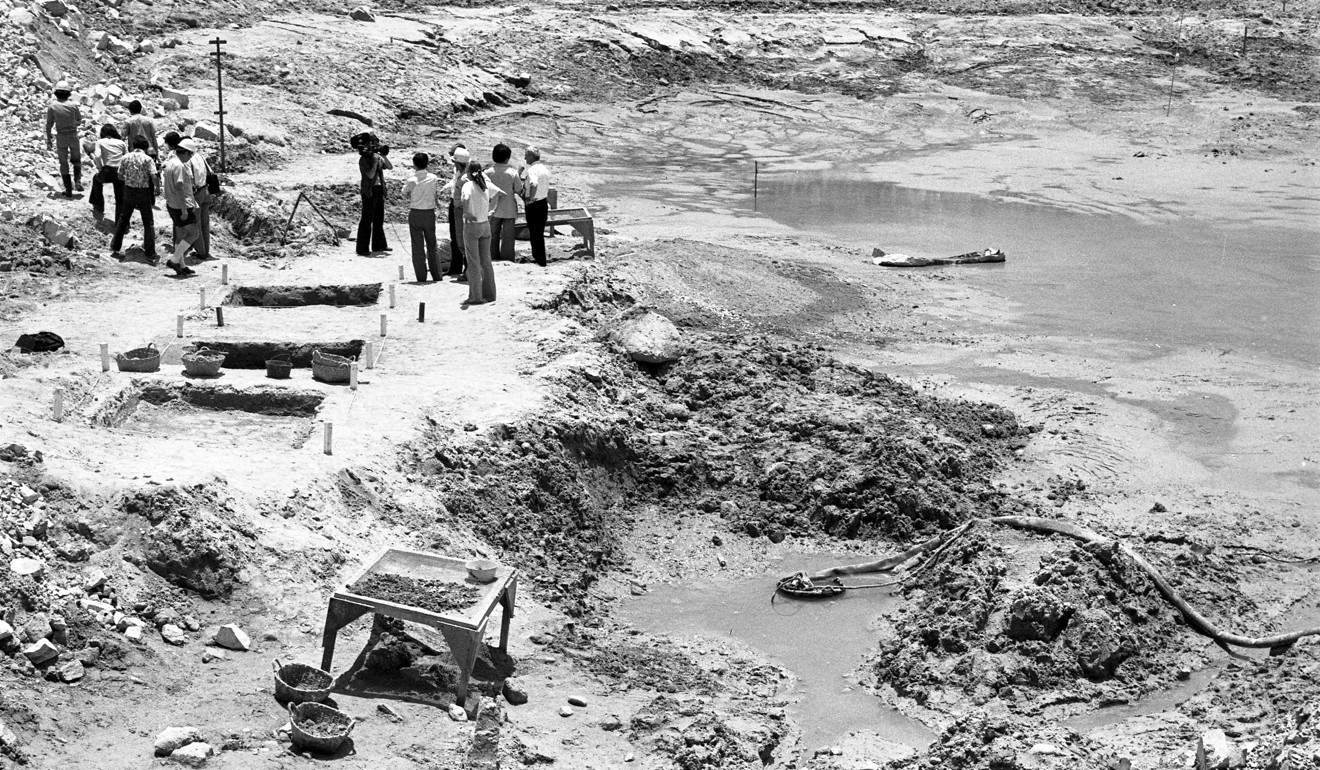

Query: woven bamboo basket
[288,702,355,754]
[265,355,293,380]
[273,658,334,704]
[115,343,160,373]
[181,347,226,377]
[311,349,353,384]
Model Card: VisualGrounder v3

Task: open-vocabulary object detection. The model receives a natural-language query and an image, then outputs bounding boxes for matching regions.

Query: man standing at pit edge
[45,81,83,198]
[161,139,200,276]
[521,146,550,267]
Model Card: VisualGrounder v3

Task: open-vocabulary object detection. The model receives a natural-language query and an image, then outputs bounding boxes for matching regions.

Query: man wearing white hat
[44,81,83,198]
[161,138,200,276]
[443,144,470,278]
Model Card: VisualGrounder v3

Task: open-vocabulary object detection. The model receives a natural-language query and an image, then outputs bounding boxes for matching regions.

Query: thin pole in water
[754,160,759,199]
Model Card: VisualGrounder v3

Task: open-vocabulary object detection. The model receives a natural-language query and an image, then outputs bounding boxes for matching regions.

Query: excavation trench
[224,283,382,308]
[94,382,324,445]
[189,339,365,368]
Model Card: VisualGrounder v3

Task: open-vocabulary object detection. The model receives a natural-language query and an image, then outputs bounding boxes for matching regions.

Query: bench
[514,207,595,256]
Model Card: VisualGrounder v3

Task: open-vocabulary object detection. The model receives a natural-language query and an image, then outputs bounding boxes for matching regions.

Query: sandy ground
[0,2,1317,769]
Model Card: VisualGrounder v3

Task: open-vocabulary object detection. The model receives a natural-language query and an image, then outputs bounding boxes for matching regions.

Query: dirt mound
[120,485,254,600]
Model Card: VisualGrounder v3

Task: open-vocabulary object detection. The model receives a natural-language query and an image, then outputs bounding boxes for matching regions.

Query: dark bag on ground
[15,331,64,353]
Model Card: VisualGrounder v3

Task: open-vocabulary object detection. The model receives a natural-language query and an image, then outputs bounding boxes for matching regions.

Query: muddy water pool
[616,554,934,757]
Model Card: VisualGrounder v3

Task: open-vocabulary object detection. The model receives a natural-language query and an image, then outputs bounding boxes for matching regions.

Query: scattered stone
[201,649,225,663]
[58,660,84,683]
[624,753,634,763]
[169,741,214,766]
[376,703,404,722]
[599,714,623,731]
[212,624,250,651]
[154,726,202,756]
[75,647,100,668]
[161,624,186,646]
[192,123,221,142]
[10,557,44,578]
[349,6,375,21]
[154,608,181,628]
[447,704,467,722]
[0,620,12,643]
[567,696,587,708]
[124,625,143,643]
[22,613,51,643]
[181,615,201,632]
[1200,729,1233,770]
[610,311,685,364]
[502,677,529,705]
[22,639,58,665]
[159,87,190,109]
[558,705,574,717]
[1005,586,1073,642]
[41,0,68,16]
[17,486,39,504]
[84,569,108,592]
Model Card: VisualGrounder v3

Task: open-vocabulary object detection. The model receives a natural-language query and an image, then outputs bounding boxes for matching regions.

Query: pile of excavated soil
[348,573,480,615]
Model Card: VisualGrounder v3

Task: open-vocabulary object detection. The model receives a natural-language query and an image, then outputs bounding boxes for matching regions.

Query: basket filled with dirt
[116,343,161,373]
[273,659,334,704]
[288,702,355,754]
[348,572,481,616]
[181,347,226,377]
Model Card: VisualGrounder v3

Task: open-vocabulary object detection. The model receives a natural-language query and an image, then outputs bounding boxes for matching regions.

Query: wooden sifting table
[321,547,517,702]
[515,206,595,255]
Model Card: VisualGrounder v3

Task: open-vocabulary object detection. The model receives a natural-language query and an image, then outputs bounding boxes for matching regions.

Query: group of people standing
[44,81,216,277]
[356,137,552,308]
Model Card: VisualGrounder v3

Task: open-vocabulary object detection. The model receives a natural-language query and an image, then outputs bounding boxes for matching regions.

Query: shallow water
[616,554,934,757]
[747,172,1320,366]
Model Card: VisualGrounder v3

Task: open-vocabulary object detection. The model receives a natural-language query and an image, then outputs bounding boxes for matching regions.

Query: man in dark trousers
[354,133,392,255]
[444,144,468,277]
[521,146,551,267]
[44,81,83,198]
[122,100,159,162]
[109,136,157,260]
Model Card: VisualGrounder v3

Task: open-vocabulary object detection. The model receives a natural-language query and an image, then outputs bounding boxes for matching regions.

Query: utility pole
[210,37,227,172]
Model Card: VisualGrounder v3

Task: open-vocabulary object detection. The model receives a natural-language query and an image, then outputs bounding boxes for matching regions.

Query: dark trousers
[526,198,549,266]
[490,216,516,261]
[445,200,464,275]
[88,166,123,218]
[356,186,387,254]
[110,186,156,256]
[408,208,442,281]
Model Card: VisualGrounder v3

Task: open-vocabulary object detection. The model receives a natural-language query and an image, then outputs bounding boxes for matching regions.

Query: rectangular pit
[189,340,365,369]
[95,383,325,446]
[224,283,383,308]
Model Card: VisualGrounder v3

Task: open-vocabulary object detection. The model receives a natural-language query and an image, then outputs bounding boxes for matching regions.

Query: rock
[1200,729,1233,770]
[0,620,12,643]
[107,36,134,56]
[161,624,186,645]
[159,87,190,109]
[75,647,100,667]
[600,714,623,731]
[661,403,691,421]
[169,741,213,766]
[201,649,225,663]
[40,217,73,248]
[212,624,250,651]
[84,569,108,592]
[1063,609,1130,679]
[192,123,220,141]
[8,7,35,25]
[559,705,574,717]
[610,311,685,364]
[154,726,202,756]
[124,625,143,643]
[349,6,375,21]
[22,639,58,665]
[11,557,45,579]
[376,703,404,722]
[22,613,51,643]
[1005,587,1072,642]
[42,0,67,15]
[568,696,588,708]
[182,615,201,632]
[0,719,16,750]
[447,704,467,722]
[502,677,529,705]
[154,607,181,628]
[138,40,155,53]
[58,660,84,683]
[17,485,39,504]
[765,525,787,544]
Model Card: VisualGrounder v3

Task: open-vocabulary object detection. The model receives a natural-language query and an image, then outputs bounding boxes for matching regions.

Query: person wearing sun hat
[161,138,200,276]
[443,144,471,278]
[45,81,84,198]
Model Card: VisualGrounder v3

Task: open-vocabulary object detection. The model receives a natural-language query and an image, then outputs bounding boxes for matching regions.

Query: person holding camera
[161,138,200,276]
[355,134,393,256]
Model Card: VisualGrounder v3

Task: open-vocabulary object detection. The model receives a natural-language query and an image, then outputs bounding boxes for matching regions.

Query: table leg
[439,624,480,703]
[320,598,371,672]
[499,576,517,653]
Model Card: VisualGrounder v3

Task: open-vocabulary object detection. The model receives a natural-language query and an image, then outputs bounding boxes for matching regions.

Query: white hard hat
[54,80,71,91]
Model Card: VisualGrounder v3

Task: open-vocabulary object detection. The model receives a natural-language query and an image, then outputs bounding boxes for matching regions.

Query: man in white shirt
[487,143,522,262]
[161,139,199,276]
[402,152,443,282]
[521,146,551,267]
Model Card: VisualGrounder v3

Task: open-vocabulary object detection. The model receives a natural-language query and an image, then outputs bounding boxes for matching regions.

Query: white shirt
[459,179,500,224]
[523,162,550,202]
[403,170,441,210]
